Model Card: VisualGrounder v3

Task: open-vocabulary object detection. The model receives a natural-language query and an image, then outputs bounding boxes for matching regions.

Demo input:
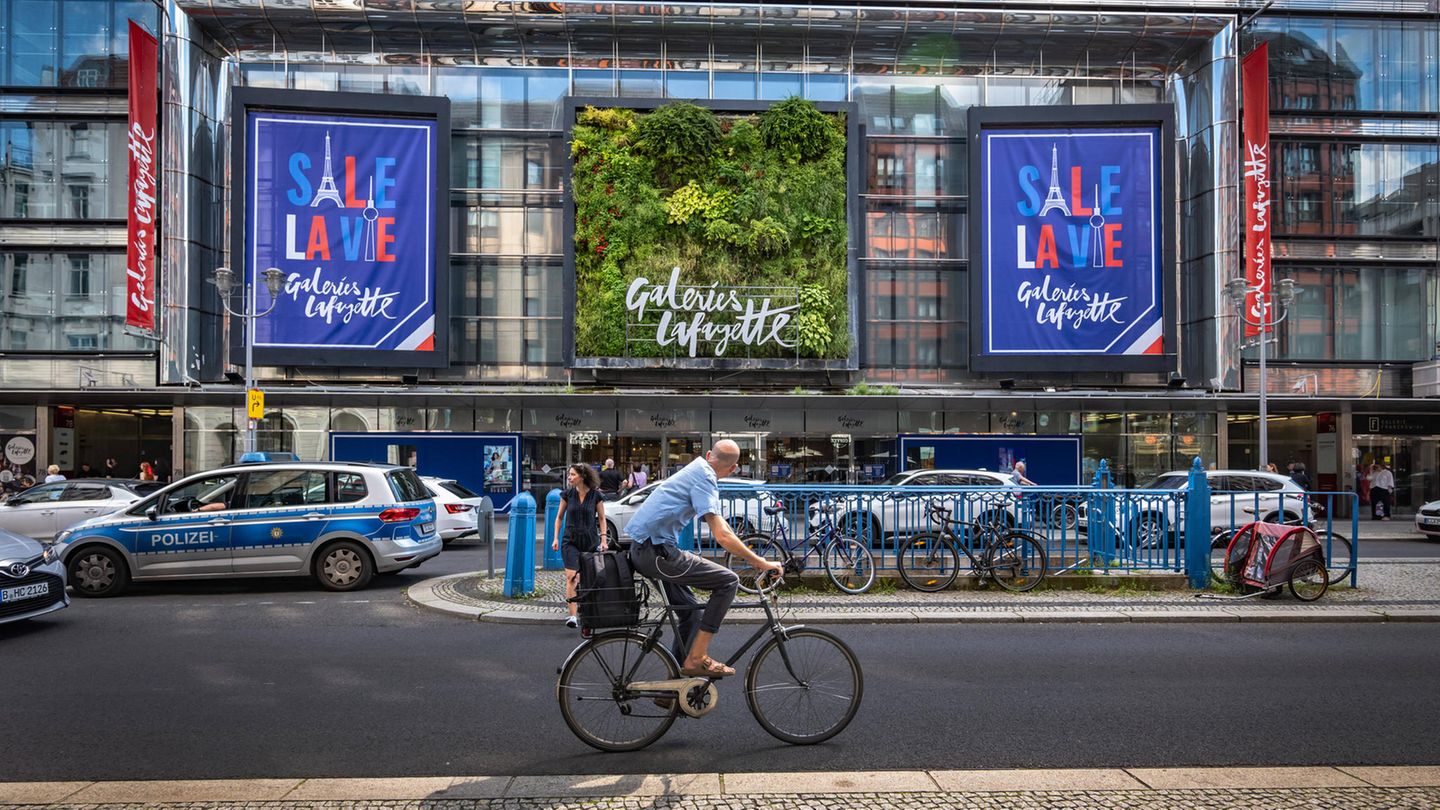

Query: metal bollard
[542,488,565,570]
[1184,457,1212,588]
[504,491,537,597]
[1088,459,1116,570]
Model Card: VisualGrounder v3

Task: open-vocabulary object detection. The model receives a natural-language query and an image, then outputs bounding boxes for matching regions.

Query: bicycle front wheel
[1318,531,1354,586]
[986,532,1047,593]
[557,633,679,752]
[745,628,863,745]
[823,535,876,594]
[896,533,961,592]
[725,533,781,595]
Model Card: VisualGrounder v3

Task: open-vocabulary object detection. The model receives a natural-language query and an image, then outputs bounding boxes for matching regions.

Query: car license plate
[0,581,49,604]
[419,521,435,535]
[1422,518,1440,527]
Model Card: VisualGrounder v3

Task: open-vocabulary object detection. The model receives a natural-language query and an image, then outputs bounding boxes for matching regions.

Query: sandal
[679,657,735,678]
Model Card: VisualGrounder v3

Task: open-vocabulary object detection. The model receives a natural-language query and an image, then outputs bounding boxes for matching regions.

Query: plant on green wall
[572,99,849,360]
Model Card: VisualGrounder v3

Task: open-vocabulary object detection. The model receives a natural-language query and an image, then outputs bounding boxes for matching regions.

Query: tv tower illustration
[311,131,344,208]
[1037,143,1071,217]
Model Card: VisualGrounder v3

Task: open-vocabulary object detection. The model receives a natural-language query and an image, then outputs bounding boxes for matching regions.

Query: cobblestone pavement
[413,558,1440,623]
[9,789,1440,809]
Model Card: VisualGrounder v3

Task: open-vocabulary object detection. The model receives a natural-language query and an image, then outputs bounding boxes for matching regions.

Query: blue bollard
[677,518,696,552]
[1184,457,1212,588]
[542,488,565,570]
[504,491,537,597]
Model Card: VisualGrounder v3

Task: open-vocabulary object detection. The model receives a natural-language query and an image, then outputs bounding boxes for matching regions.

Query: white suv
[1082,469,1315,548]
[832,468,1021,543]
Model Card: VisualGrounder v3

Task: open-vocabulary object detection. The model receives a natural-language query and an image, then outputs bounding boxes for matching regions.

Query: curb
[405,573,1440,625]
[4,767,1440,803]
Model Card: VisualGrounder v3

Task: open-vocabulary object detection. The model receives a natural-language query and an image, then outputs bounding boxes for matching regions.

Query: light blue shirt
[625,457,721,545]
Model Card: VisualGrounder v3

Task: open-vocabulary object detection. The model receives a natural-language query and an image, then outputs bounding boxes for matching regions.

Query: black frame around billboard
[230,88,450,369]
[563,97,862,372]
[967,104,1178,374]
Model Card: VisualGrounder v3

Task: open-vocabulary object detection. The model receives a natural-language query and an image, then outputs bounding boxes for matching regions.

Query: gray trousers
[629,541,739,660]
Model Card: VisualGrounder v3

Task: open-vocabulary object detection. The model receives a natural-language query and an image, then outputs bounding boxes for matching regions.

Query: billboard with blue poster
[232,88,449,368]
[968,104,1175,373]
[898,435,1082,486]
[329,432,522,511]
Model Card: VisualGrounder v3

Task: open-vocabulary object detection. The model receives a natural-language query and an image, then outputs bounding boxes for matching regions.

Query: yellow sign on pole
[247,389,264,420]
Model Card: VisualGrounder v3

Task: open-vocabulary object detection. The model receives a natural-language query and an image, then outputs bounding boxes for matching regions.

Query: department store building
[0,0,1437,512]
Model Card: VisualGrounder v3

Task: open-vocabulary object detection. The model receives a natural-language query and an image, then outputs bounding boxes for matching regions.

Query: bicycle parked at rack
[555,571,864,752]
[721,499,876,595]
[895,503,1048,592]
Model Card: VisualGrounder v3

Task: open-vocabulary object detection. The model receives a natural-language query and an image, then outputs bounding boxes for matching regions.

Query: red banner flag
[125,21,159,332]
[1241,43,1272,337]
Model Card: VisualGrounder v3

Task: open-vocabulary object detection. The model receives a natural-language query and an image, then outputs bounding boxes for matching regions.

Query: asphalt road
[3,542,1438,781]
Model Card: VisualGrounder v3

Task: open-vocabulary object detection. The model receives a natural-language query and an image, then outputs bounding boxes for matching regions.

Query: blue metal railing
[699,460,1360,588]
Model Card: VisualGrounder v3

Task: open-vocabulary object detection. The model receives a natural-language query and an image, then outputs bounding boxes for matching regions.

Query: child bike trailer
[1220,521,1329,601]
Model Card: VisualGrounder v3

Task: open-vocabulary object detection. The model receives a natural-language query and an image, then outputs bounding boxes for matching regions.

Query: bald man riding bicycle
[624,439,784,678]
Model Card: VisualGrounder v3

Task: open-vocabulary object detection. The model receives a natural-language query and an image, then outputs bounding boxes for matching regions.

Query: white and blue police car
[52,457,440,597]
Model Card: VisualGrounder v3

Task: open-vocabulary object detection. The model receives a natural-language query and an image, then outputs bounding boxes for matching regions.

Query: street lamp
[1224,276,1298,470]
[213,266,286,456]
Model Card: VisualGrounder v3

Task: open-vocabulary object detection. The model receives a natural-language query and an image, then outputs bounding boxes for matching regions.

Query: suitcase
[574,550,641,630]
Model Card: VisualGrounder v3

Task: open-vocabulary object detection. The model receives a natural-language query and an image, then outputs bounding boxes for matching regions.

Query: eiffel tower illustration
[311,131,344,208]
[1037,143,1071,218]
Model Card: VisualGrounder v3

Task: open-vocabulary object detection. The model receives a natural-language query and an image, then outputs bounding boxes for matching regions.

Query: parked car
[1078,469,1317,547]
[603,477,770,548]
[421,476,488,544]
[0,529,69,624]
[1417,500,1440,540]
[831,468,1022,543]
[52,461,440,597]
[0,479,162,541]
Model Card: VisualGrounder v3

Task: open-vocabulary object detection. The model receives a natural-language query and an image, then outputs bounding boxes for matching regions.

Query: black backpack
[574,550,641,630]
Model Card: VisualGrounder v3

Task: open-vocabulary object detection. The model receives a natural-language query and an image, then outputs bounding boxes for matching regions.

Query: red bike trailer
[1206,521,1329,602]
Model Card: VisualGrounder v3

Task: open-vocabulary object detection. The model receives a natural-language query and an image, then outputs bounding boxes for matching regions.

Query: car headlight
[41,544,60,565]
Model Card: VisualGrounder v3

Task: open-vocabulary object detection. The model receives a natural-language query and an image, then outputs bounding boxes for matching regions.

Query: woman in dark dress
[551,463,609,628]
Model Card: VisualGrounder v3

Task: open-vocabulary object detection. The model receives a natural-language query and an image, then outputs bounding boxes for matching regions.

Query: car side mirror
[146,506,159,521]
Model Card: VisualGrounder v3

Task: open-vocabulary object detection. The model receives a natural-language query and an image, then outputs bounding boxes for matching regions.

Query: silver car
[603,477,771,547]
[0,479,161,541]
[0,529,69,624]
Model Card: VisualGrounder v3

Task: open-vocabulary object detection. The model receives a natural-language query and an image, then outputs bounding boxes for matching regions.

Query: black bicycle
[895,503,1048,592]
[556,572,863,752]
[722,500,876,595]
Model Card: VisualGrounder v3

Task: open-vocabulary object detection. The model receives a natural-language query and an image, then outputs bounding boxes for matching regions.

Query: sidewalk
[5,767,1439,808]
[409,556,1440,625]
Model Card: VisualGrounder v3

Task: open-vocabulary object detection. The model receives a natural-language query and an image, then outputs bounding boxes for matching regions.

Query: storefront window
[2,0,155,88]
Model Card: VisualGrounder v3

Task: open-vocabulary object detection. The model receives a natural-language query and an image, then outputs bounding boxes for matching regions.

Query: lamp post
[213,266,286,456]
[1224,276,1298,470]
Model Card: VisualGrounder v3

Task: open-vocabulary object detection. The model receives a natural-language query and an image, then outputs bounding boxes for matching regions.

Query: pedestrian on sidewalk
[43,465,65,483]
[552,463,609,629]
[599,458,623,500]
[1012,460,1036,486]
[625,462,648,495]
[1290,462,1311,490]
[1368,462,1395,520]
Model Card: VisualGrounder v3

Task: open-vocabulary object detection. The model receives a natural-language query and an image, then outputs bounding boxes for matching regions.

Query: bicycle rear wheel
[823,535,875,594]
[745,628,863,745]
[557,633,679,752]
[1317,531,1354,586]
[986,532,1047,593]
[1209,532,1234,585]
[724,533,781,595]
[896,533,961,592]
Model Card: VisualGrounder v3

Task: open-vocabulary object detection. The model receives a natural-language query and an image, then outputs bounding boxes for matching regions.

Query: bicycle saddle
[763,504,785,516]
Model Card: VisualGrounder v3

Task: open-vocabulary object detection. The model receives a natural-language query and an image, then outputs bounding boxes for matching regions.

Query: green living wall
[571,99,849,360]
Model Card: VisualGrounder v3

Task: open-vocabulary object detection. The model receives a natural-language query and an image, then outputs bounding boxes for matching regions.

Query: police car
[52,458,440,597]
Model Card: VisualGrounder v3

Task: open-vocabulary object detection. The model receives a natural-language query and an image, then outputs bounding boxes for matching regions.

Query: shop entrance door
[1354,436,1438,515]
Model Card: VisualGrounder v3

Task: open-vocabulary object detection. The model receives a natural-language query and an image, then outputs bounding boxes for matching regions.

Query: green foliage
[634,102,722,182]
[759,96,844,164]
[845,380,899,396]
[573,99,849,359]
